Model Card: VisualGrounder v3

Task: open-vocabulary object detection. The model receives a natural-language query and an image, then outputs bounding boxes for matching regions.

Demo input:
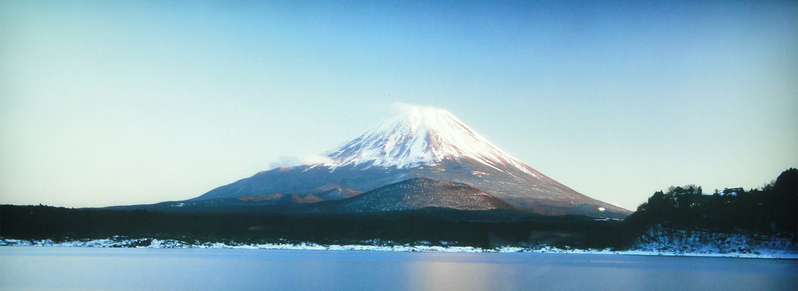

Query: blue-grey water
[0,247,795,291]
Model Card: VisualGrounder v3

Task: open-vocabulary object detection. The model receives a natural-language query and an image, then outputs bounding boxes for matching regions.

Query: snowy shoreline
[1,237,795,259]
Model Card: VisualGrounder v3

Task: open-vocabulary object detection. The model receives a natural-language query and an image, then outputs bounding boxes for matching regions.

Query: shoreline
[2,238,795,259]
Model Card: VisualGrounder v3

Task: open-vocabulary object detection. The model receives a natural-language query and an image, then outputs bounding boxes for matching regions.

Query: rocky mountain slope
[309,177,517,213]
[192,106,630,218]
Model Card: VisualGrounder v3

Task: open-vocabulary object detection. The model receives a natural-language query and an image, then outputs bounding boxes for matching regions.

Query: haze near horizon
[1,1,796,210]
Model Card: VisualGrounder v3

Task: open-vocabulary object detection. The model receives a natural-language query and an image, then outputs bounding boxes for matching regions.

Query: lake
[0,247,795,291]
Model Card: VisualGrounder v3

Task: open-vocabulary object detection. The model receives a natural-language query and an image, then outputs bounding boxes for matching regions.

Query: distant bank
[2,168,794,257]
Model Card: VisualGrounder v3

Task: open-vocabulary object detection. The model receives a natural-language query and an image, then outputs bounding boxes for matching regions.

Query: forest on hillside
[1,169,795,250]
[622,168,797,242]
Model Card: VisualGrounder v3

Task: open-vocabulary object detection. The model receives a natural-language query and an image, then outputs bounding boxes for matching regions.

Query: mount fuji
[191,106,630,218]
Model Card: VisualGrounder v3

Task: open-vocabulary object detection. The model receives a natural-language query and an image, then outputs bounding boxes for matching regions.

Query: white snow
[2,234,795,259]
[321,106,534,175]
[629,225,797,258]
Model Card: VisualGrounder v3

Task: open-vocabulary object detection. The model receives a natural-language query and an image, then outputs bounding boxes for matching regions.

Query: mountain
[321,106,533,171]
[309,177,517,213]
[192,106,631,218]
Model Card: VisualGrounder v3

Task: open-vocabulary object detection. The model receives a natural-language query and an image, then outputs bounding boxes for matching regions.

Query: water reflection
[0,248,795,291]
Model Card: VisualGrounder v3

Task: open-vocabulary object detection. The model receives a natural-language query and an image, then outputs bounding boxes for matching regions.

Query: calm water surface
[0,247,795,291]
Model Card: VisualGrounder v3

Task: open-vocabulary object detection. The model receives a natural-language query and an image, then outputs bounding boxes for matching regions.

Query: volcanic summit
[193,106,631,218]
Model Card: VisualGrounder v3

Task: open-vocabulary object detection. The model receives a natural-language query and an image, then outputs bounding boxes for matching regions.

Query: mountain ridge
[191,106,631,218]
[308,177,518,213]
[320,106,533,175]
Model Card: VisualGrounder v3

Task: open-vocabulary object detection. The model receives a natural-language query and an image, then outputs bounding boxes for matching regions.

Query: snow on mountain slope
[322,106,533,175]
[191,105,631,218]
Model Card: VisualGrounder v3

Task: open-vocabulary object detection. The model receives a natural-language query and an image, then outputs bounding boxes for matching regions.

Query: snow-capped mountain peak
[193,105,632,218]
[322,106,532,174]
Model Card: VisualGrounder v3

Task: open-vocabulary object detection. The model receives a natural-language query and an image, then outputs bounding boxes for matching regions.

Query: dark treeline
[0,206,621,249]
[622,168,797,243]
[2,169,795,249]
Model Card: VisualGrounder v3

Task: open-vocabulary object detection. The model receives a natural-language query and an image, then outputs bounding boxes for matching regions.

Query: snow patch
[2,234,795,259]
[321,106,533,174]
[268,155,334,169]
[630,225,797,258]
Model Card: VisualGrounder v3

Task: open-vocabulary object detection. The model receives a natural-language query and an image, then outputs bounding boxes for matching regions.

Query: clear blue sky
[2,0,796,210]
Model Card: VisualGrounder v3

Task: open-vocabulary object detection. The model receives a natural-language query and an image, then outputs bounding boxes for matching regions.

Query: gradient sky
[2,0,796,210]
